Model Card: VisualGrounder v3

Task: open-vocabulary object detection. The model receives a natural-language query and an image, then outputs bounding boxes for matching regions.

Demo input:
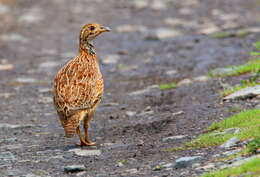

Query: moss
[167,109,260,151]
[159,82,177,90]
[201,157,260,177]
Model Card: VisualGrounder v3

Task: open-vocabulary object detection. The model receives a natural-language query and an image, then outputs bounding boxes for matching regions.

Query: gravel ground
[0,0,259,176]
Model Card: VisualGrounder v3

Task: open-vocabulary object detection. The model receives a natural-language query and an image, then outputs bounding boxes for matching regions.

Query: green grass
[209,59,260,77]
[166,109,260,152]
[211,30,249,39]
[159,82,177,90]
[221,80,259,96]
[201,157,260,177]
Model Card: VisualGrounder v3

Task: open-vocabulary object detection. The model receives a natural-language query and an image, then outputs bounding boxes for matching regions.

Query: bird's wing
[53,55,103,117]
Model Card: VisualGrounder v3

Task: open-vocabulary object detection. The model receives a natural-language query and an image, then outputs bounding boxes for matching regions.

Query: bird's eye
[89,26,95,31]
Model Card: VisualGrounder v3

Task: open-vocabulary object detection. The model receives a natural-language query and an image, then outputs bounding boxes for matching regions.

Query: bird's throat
[80,41,96,55]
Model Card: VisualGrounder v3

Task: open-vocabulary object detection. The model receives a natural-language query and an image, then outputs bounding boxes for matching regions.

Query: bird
[53,23,110,146]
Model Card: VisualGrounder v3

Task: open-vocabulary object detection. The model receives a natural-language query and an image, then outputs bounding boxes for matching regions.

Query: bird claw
[77,139,96,146]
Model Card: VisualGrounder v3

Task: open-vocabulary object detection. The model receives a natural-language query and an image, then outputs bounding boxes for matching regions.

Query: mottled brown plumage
[53,23,110,146]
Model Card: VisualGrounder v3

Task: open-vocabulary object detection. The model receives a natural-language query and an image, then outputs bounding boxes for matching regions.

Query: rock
[210,67,235,77]
[221,155,260,169]
[177,78,192,86]
[0,152,16,161]
[162,135,186,142]
[69,148,101,156]
[64,165,86,173]
[174,156,202,169]
[222,149,242,156]
[220,137,239,149]
[15,77,37,83]
[76,171,87,176]
[129,85,159,96]
[0,33,28,43]
[193,76,210,82]
[0,93,13,99]
[102,54,120,64]
[125,111,136,117]
[124,168,138,174]
[39,61,60,69]
[115,24,147,33]
[165,70,177,76]
[196,163,215,171]
[132,0,148,9]
[224,85,260,100]
[150,1,167,10]
[146,28,181,40]
[172,111,184,116]
[0,4,10,14]
[179,7,193,15]
[116,162,124,167]
[224,128,240,134]
[0,123,33,129]
[38,97,53,104]
[0,64,13,71]
[38,88,52,93]
[19,8,43,24]
[23,174,41,177]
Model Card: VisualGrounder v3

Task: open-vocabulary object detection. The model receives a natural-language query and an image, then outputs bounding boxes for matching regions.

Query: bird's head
[80,23,111,42]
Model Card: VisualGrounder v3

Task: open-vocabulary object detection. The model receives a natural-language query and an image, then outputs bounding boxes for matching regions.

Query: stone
[0,93,13,99]
[177,78,192,86]
[210,67,235,77]
[174,156,202,169]
[146,28,181,40]
[69,148,101,156]
[165,70,177,76]
[193,76,210,82]
[222,149,242,156]
[39,61,60,69]
[102,54,120,64]
[38,88,52,93]
[220,137,239,149]
[224,85,260,100]
[64,165,86,173]
[19,8,43,24]
[0,151,16,161]
[129,85,159,96]
[162,135,186,142]
[224,128,240,134]
[0,33,28,43]
[132,0,148,9]
[23,174,41,177]
[0,123,33,129]
[116,162,124,167]
[196,163,215,171]
[38,97,53,104]
[124,168,138,174]
[150,1,167,10]
[221,155,260,169]
[116,24,147,33]
[172,111,184,116]
[0,64,13,71]
[0,4,10,14]
[15,78,37,83]
[125,111,136,117]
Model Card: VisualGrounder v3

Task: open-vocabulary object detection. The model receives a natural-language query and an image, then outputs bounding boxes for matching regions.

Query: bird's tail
[62,115,79,138]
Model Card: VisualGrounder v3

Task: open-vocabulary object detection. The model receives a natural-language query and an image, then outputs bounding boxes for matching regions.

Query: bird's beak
[100,26,111,32]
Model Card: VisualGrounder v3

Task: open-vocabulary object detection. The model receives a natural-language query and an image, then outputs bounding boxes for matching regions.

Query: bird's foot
[77,138,96,146]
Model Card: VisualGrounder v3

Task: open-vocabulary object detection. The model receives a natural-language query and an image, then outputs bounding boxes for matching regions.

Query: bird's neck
[79,40,96,55]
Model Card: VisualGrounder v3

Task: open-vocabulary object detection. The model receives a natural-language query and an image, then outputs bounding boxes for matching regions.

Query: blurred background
[0,0,259,176]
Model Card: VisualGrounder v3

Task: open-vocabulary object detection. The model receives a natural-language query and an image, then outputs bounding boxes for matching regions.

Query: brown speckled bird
[53,23,110,146]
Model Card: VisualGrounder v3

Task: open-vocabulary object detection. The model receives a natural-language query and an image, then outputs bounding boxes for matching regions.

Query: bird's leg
[83,112,96,146]
[76,126,94,146]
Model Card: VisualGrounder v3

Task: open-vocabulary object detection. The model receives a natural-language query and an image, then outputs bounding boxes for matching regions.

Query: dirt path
[0,0,259,176]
